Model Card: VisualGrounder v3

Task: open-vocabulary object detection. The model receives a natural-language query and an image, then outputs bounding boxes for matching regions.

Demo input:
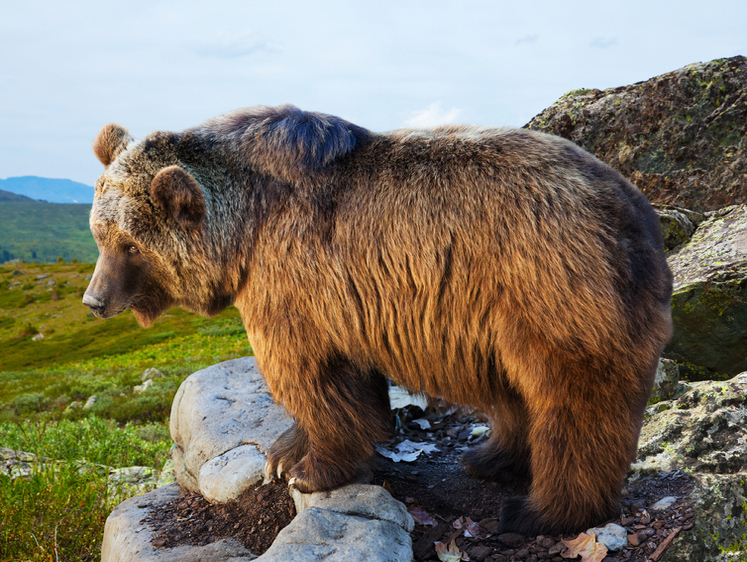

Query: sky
[1,1,745,187]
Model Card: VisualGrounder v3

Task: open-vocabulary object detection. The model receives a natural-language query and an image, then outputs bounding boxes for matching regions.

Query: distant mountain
[0,176,94,204]
[0,189,34,202]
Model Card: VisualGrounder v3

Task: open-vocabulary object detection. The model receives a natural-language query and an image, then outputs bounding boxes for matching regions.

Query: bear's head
[83,124,217,327]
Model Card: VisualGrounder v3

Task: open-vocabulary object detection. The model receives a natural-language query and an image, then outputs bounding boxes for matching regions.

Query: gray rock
[157,458,176,488]
[134,379,154,394]
[259,507,412,562]
[661,475,747,562]
[199,445,266,503]
[666,205,747,377]
[141,368,164,381]
[633,373,747,560]
[650,496,677,511]
[108,466,159,500]
[655,207,700,251]
[635,373,747,474]
[100,483,257,562]
[170,357,293,493]
[84,395,99,409]
[585,523,627,551]
[650,358,683,403]
[290,483,414,532]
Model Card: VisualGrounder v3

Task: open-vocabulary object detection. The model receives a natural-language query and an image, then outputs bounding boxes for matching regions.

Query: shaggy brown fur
[84,105,673,535]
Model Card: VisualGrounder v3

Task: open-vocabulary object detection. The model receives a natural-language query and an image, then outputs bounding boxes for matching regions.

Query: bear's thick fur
[84,105,673,535]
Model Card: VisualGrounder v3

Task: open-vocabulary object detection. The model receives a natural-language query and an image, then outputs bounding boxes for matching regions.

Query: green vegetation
[0,261,253,560]
[0,417,172,561]
[0,202,98,263]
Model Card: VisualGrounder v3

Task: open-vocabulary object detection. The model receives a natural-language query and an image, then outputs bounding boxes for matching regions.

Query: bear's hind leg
[462,387,531,482]
[498,361,648,535]
[280,358,392,493]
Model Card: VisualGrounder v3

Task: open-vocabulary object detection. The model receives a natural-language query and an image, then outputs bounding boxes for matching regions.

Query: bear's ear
[93,124,133,167]
[150,166,205,231]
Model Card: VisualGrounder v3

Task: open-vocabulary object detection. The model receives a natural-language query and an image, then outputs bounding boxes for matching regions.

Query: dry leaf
[463,517,490,539]
[435,538,470,561]
[561,532,608,562]
[408,505,437,526]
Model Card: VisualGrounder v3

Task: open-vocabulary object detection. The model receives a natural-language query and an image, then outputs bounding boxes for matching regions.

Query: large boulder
[634,373,747,561]
[102,357,415,561]
[526,56,747,211]
[170,357,293,499]
[665,205,747,378]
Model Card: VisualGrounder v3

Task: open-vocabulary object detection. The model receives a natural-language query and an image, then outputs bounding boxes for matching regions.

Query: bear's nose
[82,294,106,312]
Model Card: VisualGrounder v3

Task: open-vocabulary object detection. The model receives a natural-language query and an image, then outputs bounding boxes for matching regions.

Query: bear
[83,104,673,535]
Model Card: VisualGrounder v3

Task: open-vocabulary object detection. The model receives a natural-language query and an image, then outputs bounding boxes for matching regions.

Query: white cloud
[404,102,463,128]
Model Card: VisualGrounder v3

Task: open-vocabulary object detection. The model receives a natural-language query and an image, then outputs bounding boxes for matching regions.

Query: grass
[0,261,255,560]
[0,417,172,561]
[0,202,98,264]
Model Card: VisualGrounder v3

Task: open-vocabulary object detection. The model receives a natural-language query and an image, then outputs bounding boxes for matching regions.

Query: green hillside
[0,201,98,263]
[0,261,251,423]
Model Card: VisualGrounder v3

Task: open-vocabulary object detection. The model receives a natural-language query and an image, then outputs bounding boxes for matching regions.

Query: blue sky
[1,0,745,186]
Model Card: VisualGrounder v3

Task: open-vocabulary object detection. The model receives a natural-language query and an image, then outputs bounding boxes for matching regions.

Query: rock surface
[526,56,747,211]
[102,357,414,561]
[170,357,293,496]
[101,483,258,562]
[665,205,747,377]
[634,373,747,560]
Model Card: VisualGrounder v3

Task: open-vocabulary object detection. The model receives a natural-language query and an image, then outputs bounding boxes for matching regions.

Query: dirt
[142,405,694,561]
[141,479,295,556]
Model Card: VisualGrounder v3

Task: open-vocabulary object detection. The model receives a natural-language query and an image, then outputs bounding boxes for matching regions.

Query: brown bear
[83,105,673,535]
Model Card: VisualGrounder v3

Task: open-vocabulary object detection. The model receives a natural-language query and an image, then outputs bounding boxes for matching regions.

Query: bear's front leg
[264,356,392,493]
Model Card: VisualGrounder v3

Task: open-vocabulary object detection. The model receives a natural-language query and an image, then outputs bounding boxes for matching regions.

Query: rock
[650,358,684,402]
[169,357,293,493]
[650,496,677,511]
[35,274,48,280]
[259,507,412,562]
[199,445,266,503]
[31,333,44,341]
[585,523,627,551]
[141,368,164,381]
[665,205,747,377]
[108,466,159,500]
[156,458,176,488]
[0,448,46,479]
[526,56,747,211]
[46,278,56,286]
[660,475,746,562]
[84,395,98,409]
[655,207,704,251]
[65,400,82,413]
[636,373,747,474]
[11,269,25,276]
[101,483,257,561]
[133,379,153,394]
[633,373,747,560]
[289,483,414,532]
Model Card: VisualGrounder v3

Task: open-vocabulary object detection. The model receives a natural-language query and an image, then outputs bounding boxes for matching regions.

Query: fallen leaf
[408,505,437,526]
[375,439,440,463]
[412,418,431,430]
[435,538,470,561]
[463,517,490,539]
[561,532,608,562]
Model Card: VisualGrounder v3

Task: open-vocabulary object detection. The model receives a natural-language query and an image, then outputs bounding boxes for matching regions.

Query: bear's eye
[127,245,139,254]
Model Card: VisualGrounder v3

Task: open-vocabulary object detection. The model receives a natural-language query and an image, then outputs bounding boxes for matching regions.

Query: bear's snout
[82,293,106,315]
